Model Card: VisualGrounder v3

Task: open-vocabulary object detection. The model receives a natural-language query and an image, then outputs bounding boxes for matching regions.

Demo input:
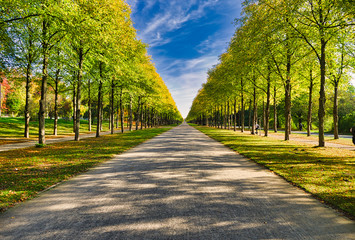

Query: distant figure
[299,122,303,131]
[255,123,260,135]
[351,126,355,145]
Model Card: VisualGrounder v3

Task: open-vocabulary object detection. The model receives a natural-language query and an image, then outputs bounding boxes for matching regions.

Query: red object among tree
[0,72,11,116]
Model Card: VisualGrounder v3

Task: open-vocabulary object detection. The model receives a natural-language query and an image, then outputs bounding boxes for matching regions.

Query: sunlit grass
[0,127,171,212]
[0,117,113,141]
[194,126,355,218]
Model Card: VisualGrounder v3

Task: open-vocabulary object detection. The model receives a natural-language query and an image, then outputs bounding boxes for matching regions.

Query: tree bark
[140,101,143,130]
[96,63,103,138]
[241,78,245,132]
[227,100,230,130]
[129,95,132,131]
[88,79,92,132]
[136,97,141,130]
[0,81,2,117]
[274,85,278,133]
[248,99,252,131]
[318,39,326,147]
[234,98,237,131]
[333,80,339,139]
[307,70,313,137]
[110,79,115,134]
[75,47,84,141]
[144,105,147,129]
[252,86,257,135]
[24,61,31,138]
[120,88,124,133]
[72,79,76,134]
[53,68,60,136]
[284,53,292,141]
[265,71,271,137]
[38,19,49,145]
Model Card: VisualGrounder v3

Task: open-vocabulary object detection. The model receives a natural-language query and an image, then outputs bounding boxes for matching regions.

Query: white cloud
[128,0,243,118]
[137,0,220,47]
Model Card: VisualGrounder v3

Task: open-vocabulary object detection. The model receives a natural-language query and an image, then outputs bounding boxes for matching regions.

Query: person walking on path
[299,122,303,131]
[255,123,260,135]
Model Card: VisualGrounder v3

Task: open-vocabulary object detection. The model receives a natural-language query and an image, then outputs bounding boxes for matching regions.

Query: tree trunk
[136,97,141,130]
[116,97,119,129]
[72,80,76,134]
[120,88,124,133]
[140,101,143,130]
[241,78,245,132]
[24,61,31,138]
[144,105,147,129]
[38,19,49,145]
[307,70,313,137]
[265,72,271,137]
[224,103,227,129]
[284,53,292,141]
[318,40,326,147]
[0,81,2,117]
[227,100,230,130]
[274,85,278,133]
[88,79,92,132]
[333,80,339,139]
[75,47,84,141]
[248,99,252,131]
[129,95,132,131]
[100,101,103,131]
[252,86,257,135]
[96,63,103,138]
[110,79,115,134]
[234,98,237,131]
[53,68,59,136]
[96,80,102,137]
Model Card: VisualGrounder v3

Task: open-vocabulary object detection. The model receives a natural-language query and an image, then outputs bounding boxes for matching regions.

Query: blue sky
[127,0,242,118]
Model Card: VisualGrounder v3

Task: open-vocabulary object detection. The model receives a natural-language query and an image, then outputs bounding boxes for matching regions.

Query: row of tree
[186,0,354,147]
[0,0,183,144]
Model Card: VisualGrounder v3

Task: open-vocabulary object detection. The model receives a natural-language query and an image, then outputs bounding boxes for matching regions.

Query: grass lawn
[0,127,171,212]
[0,117,112,142]
[194,126,355,218]
[268,130,353,146]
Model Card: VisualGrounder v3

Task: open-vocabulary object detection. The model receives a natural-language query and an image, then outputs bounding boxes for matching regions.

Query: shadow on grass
[196,127,355,218]
[0,124,353,239]
[0,128,171,211]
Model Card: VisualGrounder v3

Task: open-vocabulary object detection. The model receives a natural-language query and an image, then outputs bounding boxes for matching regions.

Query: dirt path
[0,123,354,239]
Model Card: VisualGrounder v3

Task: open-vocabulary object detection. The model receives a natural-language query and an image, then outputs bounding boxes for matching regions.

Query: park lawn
[269,130,353,146]
[233,127,353,146]
[0,127,171,212]
[194,126,355,218]
[0,117,112,141]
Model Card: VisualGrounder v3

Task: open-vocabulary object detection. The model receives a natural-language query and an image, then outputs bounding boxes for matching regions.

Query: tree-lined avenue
[0,123,353,239]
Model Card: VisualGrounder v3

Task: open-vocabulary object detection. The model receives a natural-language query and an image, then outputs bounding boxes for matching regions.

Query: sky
[127,0,242,118]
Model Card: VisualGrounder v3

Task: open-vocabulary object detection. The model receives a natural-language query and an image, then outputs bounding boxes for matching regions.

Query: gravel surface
[0,123,354,239]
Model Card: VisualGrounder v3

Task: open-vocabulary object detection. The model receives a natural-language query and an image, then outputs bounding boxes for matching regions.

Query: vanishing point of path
[0,123,354,239]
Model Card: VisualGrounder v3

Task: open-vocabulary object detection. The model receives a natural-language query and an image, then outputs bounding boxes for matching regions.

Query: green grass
[194,126,355,218]
[267,130,353,146]
[0,127,171,212]
[0,117,111,141]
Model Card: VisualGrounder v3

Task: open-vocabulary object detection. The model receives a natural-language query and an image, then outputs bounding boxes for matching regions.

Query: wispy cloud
[134,0,220,47]
[128,0,242,118]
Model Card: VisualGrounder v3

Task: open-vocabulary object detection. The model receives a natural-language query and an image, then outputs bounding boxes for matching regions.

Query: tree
[286,0,354,146]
